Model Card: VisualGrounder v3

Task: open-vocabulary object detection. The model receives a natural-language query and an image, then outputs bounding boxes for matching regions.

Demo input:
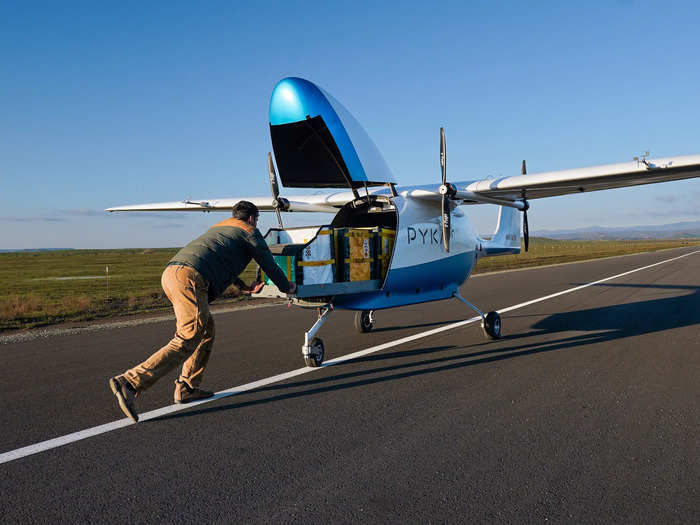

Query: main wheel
[482,311,502,339]
[354,310,375,333]
[303,337,325,367]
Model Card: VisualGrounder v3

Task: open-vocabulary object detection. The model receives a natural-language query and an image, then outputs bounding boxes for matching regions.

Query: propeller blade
[439,127,451,252]
[440,127,446,186]
[267,152,283,228]
[442,194,451,253]
[274,206,283,228]
[523,208,529,252]
[268,152,280,199]
[520,159,529,251]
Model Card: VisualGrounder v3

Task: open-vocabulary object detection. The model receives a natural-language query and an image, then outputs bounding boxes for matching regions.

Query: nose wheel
[301,306,332,367]
[303,337,325,368]
[354,310,375,333]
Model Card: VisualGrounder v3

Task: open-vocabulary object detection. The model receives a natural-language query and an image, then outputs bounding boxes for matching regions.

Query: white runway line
[1,249,698,465]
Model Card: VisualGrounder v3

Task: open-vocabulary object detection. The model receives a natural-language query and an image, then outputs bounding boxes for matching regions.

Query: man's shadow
[154,282,699,422]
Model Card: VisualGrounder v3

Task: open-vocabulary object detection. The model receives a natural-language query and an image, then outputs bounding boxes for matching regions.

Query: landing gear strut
[454,293,502,339]
[302,306,332,367]
[354,310,375,333]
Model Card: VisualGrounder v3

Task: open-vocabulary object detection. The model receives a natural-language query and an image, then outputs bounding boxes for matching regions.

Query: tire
[303,337,324,367]
[354,310,374,333]
[483,311,502,339]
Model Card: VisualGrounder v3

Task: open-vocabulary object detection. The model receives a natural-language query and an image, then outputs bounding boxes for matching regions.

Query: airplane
[108,76,700,368]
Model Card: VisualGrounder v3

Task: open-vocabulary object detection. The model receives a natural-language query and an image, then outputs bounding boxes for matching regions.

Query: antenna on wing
[521,160,530,252]
[634,151,652,169]
[268,152,289,228]
[438,127,457,252]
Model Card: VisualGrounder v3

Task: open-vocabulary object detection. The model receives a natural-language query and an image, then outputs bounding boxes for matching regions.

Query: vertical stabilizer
[483,206,522,256]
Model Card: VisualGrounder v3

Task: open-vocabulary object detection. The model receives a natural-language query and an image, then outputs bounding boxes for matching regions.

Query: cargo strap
[298,259,335,267]
[344,257,375,263]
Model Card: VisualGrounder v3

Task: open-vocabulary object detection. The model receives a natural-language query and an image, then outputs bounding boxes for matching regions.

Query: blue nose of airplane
[269,77,330,126]
[268,77,394,189]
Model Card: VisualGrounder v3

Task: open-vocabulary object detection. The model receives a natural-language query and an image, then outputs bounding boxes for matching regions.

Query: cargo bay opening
[256,195,398,304]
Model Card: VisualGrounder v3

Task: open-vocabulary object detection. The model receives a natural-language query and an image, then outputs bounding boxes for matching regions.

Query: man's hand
[248,281,265,295]
[241,281,264,295]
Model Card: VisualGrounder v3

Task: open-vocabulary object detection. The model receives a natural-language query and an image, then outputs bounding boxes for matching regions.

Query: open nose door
[269,77,395,190]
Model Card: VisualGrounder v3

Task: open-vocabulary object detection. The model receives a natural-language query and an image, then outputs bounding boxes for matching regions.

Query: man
[109,200,295,422]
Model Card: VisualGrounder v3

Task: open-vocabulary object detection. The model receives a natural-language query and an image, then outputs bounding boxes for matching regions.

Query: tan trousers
[124,264,215,393]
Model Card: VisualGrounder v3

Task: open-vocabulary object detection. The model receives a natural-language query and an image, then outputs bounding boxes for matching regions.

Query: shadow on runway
[153,283,699,422]
[539,282,699,334]
[370,319,465,333]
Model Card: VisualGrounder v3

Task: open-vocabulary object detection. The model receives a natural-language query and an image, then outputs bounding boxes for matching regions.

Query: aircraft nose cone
[269,77,328,125]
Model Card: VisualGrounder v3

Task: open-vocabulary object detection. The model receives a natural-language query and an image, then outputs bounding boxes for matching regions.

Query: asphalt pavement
[1,247,698,523]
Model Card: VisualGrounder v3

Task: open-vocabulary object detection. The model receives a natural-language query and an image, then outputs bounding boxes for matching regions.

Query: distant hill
[0,248,75,253]
[533,220,700,240]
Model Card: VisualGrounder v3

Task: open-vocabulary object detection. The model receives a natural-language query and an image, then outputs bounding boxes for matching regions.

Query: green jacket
[169,217,290,301]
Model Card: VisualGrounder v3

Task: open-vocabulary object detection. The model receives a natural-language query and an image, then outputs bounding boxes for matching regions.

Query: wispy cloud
[648,208,699,218]
[151,223,185,229]
[59,209,190,220]
[61,209,106,217]
[585,208,699,222]
[0,209,191,223]
[654,195,678,204]
[652,192,700,213]
[0,216,66,223]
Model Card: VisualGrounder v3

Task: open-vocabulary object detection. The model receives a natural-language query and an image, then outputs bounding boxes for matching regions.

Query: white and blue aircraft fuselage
[331,196,489,311]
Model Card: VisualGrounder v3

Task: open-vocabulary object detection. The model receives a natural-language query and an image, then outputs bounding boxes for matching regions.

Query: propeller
[438,127,456,252]
[521,160,530,252]
[267,152,288,228]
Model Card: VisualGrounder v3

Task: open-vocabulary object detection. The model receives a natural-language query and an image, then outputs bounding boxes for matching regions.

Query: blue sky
[1,1,699,249]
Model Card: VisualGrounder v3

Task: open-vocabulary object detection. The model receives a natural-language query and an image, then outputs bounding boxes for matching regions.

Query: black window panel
[270,116,353,188]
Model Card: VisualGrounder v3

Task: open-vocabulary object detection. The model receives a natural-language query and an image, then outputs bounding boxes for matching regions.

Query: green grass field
[1,238,697,331]
[471,238,700,273]
[0,248,258,331]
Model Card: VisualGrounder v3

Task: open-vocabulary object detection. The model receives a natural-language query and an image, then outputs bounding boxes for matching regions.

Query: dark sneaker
[174,379,214,404]
[109,376,139,422]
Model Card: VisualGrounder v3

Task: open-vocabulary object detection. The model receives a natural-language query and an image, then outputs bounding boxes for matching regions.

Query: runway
[2,247,698,522]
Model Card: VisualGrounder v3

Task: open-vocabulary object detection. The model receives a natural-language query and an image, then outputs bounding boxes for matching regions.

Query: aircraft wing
[106,192,357,213]
[461,153,700,202]
[398,153,700,206]
[107,154,700,213]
